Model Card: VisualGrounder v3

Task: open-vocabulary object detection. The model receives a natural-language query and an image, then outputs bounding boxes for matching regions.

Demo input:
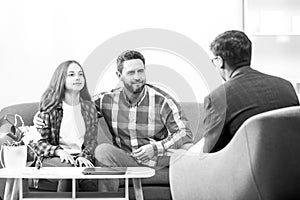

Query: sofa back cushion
[0,102,204,144]
[0,103,39,127]
[180,102,204,143]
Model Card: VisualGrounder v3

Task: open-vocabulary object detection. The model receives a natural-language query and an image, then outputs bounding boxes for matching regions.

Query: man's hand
[33,111,45,128]
[55,149,75,165]
[76,157,94,167]
[131,144,155,163]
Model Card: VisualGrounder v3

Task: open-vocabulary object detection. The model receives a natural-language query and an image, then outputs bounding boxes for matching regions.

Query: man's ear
[215,56,224,69]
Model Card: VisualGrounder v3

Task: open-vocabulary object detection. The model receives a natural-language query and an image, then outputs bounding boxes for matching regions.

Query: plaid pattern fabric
[93,84,193,166]
[36,98,98,163]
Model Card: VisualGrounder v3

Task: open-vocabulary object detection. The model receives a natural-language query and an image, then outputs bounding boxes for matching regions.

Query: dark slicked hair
[210,30,252,70]
[117,50,145,73]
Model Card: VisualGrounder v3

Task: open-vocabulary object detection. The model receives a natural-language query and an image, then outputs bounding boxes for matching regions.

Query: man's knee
[94,143,117,166]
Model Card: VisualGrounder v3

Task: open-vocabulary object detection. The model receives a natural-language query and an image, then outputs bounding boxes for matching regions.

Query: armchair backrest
[243,106,300,199]
[170,106,300,200]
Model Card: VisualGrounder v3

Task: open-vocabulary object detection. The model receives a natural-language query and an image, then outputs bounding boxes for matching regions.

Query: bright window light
[259,10,290,34]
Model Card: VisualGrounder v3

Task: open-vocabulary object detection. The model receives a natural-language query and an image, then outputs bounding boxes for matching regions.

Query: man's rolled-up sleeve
[154,99,194,156]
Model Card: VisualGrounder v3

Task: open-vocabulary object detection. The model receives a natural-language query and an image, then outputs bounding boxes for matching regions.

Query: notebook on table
[82,167,127,175]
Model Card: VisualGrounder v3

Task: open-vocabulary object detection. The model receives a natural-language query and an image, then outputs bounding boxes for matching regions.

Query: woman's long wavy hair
[39,60,91,112]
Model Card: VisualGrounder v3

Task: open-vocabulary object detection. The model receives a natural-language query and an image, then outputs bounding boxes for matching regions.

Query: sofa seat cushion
[119,186,172,200]
[142,167,169,186]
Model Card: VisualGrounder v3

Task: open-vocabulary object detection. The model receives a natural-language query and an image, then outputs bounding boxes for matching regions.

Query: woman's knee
[42,157,73,167]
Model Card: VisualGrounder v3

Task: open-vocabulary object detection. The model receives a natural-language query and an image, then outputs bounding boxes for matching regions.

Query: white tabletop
[0,167,155,179]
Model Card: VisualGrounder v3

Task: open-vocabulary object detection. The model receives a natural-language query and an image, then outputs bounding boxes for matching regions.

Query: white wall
[245,0,300,97]
[0,0,243,109]
[251,36,300,84]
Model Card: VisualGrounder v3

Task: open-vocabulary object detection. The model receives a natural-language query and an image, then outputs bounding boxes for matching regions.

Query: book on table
[82,167,127,175]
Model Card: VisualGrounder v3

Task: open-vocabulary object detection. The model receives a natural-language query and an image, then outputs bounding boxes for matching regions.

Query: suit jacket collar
[229,66,251,80]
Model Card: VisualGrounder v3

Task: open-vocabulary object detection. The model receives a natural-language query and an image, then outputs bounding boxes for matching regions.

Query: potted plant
[0,114,42,169]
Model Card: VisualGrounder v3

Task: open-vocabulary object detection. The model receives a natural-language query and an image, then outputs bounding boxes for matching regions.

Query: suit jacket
[203,66,299,153]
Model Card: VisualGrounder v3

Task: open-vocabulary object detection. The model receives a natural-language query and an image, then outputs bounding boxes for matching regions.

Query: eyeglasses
[211,57,218,63]
[211,56,220,66]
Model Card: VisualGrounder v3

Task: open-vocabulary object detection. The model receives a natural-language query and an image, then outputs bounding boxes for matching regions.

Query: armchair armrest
[169,128,260,200]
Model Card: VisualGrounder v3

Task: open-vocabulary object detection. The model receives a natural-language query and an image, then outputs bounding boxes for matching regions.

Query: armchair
[170,106,300,200]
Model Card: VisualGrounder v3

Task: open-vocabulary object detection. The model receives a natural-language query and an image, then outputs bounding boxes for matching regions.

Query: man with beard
[92,50,194,191]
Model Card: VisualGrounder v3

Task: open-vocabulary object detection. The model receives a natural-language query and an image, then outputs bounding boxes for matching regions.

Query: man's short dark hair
[117,50,145,73]
[210,30,252,69]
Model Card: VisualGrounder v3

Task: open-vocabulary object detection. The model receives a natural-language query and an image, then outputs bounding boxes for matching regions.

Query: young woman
[35,60,98,192]
[3,60,99,199]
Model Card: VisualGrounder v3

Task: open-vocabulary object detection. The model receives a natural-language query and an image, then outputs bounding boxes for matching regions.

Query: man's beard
[133,84,144,94]
[124,81,145,94]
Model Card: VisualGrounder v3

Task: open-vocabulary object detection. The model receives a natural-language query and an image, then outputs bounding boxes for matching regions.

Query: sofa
[170,106,300,200]
[0,102,205,200]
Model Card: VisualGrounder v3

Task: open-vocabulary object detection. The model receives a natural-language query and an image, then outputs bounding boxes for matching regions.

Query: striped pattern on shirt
[93,84,193,166]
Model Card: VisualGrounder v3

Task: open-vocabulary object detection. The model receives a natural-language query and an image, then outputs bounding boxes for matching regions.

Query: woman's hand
[33,111,46,128]
[75,157,94,167]
[55,149,75,165]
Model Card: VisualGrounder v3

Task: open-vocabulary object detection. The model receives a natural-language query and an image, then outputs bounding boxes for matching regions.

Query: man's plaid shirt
[93,84,193,166]
[36,98,98,163]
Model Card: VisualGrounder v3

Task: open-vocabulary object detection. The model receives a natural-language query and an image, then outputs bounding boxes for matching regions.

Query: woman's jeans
[42,157,97,192]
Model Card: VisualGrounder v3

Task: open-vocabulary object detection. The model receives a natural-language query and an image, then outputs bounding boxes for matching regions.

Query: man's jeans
[95,143,169,192]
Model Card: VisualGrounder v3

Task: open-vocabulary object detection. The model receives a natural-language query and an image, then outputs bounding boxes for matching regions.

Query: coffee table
[0,167,155,200]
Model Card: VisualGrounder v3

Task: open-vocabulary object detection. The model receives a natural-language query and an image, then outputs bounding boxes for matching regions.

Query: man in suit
[202,30,299,153]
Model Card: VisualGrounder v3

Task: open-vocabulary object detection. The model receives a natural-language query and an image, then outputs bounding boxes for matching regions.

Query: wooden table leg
[133,178,143,200]
[72,178,76,199]
[19,178,23,200]
[125,178,129,200]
